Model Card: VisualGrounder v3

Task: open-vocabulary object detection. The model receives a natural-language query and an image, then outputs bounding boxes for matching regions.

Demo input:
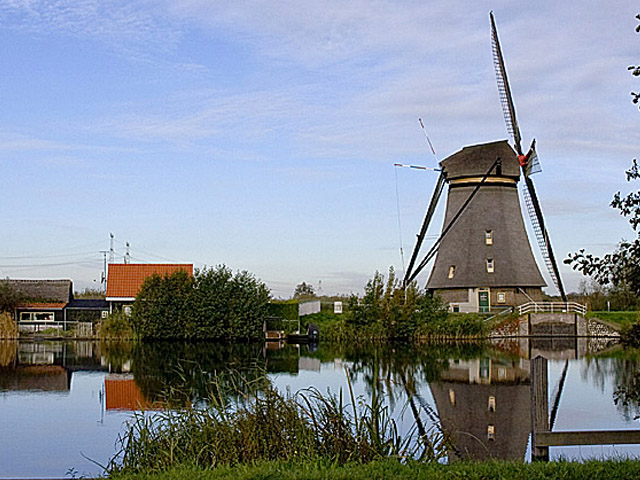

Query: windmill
[403,12,566,312]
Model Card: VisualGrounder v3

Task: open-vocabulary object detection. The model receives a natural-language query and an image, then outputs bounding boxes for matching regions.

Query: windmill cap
[441,140,520,181]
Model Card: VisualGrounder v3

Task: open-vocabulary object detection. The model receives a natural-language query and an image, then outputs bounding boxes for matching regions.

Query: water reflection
[0,337,639,474]
[430,356,530,460]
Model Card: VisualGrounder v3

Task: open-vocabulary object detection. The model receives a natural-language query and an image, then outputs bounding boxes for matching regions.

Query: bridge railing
[518,301,586,316]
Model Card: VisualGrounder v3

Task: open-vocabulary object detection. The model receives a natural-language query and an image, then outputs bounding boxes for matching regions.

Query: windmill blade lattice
[521,182,562,293]
[489,12,567,301]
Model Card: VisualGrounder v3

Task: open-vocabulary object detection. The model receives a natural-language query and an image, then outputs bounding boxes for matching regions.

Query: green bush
[132,265,270,341]
[100,310,134,340]
[267,300,299,320]
[345,268,450,340]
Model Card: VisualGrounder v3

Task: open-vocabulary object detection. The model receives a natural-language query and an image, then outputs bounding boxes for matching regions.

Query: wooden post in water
[531,355,549,461]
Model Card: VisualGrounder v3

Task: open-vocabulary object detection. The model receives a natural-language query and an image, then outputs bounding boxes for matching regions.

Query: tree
[631,14,640,109]
[565,16,640,296]
[132,265,271,340]
[293,282,315,299]
[0,282,23,313]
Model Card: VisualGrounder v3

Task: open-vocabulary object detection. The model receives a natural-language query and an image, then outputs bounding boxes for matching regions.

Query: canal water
[1,337,639,478]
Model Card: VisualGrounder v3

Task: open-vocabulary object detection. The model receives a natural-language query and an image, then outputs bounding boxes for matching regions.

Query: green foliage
[133,269,194,340]
[108,373,446,475]
[0,283,23,313]
[67,309,103,324]
[132,266,270,341]
[576,280,640,312]
[345,268,455,340]
[0,312,18,339]
[586,311,640,329]
[631,14,640,108]
[293,281,316,300]
[267,300,299,321]
[100,310,134,340]
[105,458,640,480]
[421,312,489,338]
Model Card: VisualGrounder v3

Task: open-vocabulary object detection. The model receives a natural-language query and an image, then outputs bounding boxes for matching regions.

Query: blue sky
[0,0,638,297]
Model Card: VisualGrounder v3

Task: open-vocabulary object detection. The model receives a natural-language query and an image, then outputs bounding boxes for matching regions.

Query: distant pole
[109,233,115,264]
[99,250,108,293]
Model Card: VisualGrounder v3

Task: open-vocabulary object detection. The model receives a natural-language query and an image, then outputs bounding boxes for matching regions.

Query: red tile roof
[16,302,67,310]
[106,263,193,298]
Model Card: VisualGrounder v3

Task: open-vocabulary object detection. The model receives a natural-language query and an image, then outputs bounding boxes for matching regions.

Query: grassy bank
[108,458,640,480]
[587,311,639,329]
[303,311,492,342]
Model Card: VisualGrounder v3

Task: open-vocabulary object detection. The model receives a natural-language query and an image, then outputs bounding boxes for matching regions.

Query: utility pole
[109,233,115,264]
[99,250,108,293]
[125,242,130,264]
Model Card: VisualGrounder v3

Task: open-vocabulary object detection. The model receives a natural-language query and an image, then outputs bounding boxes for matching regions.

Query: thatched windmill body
[403,13,566,312]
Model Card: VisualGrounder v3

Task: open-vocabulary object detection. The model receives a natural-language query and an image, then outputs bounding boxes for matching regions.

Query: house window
[486,259,494,273]
[19,312,55,322]
[485,230,493,245]
[123,306,132,317]
[448,265,455,279]
[488,396,496,412]
[452,304,460,313]
[497,292,506,303]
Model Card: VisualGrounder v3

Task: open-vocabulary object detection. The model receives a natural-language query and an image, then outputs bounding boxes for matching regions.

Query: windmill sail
[404,171,446,285]
[489,12,567,302]
[490,12,522,155]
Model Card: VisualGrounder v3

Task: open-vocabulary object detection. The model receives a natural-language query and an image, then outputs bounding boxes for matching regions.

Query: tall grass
[108,371,448,474]
[0,312,18,339]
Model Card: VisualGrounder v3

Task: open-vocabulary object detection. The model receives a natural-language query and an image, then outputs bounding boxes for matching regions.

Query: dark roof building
[1,279,73,303]
[426,140,545,312]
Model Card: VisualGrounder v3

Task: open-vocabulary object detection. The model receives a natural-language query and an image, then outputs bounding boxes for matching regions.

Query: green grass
[107,458,640,480]
[587,311,639,329]
[107,372,447,475]
[304,311,491,342]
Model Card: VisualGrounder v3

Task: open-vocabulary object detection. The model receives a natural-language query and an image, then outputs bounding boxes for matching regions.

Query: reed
[108,371,446,474]
[0,312,18,339]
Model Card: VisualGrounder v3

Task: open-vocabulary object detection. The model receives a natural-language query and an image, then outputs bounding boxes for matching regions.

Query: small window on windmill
[485,230,493,245]
[487,424,495,441]
[486,259,494,273]
[449,389,456,406]
[488,396,496,412]
[497,292,506,303]
[448,265,455,279]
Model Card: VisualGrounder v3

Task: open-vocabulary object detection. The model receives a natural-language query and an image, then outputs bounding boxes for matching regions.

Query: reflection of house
[106,264,194,312]
[430,358,530,461]
[0,365,71,391]
[104,374,153,410]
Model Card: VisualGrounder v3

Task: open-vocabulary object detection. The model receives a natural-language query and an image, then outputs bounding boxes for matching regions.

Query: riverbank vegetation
[301,268,491,341]
[107,458,640,480]
[132,266,270,340]
[107,372,448,475]
[0,312,18,339]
